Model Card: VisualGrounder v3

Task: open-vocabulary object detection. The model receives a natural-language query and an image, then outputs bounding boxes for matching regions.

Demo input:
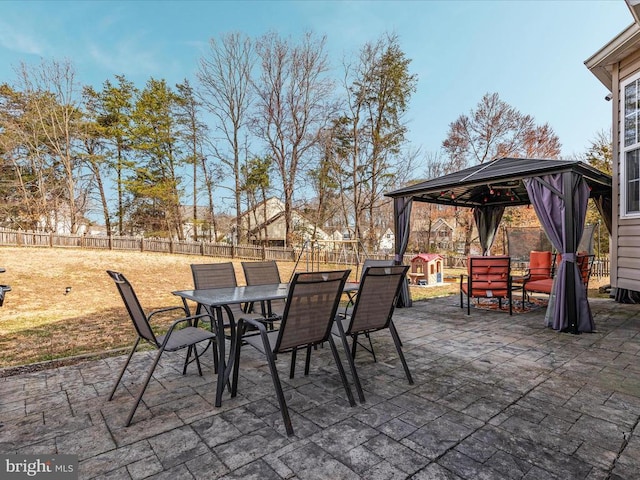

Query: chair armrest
[237,316,271,344]
[148,305,189,321]
[166,313,210,330]
[239,316,268,332]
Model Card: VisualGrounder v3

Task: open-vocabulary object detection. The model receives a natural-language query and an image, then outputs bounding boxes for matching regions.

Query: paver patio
[1,295,640,479]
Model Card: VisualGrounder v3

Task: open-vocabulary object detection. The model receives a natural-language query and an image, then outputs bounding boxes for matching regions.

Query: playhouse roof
[411,254,442,262]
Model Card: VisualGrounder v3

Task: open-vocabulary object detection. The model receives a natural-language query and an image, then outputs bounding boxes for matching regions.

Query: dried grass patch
[0,246,610,370]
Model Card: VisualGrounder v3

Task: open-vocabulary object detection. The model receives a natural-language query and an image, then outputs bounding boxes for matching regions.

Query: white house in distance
[238,197,330,247]
[377,227,395,253]
[585,0,640,302]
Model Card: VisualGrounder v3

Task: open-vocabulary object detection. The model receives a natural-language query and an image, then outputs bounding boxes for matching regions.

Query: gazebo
[386,157,612,334]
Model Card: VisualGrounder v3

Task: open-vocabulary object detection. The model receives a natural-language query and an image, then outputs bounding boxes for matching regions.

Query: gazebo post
[563,173,578,334]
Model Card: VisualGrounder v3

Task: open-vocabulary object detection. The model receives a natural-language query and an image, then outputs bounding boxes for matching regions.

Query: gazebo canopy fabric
[386,157,613,334]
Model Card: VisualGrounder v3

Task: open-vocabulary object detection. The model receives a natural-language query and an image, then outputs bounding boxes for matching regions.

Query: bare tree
[176,80,209,241]
[80,86,112,234]
[442,92,562,254]
[15,59,85,233]
[0,83,46,230]
[197,32,255,243]
[335,33,417,249]
[253,31,334,246]
[442,92,561,170]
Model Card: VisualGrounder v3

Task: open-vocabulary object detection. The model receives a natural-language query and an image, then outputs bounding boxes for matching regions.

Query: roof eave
[585,22,640,91]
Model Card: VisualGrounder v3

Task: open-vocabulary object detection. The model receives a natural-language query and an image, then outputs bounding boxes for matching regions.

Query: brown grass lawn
[0,247,610,370]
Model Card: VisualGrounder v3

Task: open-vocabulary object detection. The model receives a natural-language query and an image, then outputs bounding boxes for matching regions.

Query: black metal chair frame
[333,265,413,403]
[106,270,215,426]
[241,260,284,328]
[345,259,396,360]
[231,270,355,436]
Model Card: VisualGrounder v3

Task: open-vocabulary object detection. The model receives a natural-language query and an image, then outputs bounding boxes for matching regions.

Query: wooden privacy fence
[0,228,609,276]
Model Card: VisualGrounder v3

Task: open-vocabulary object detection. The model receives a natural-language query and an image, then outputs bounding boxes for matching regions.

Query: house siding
[616,62,640,293]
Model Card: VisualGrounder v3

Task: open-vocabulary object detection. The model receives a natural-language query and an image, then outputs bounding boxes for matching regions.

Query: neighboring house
[410,217,456,252]
[431,218,454,250]
[180,205,216,241]
[85,224,108,236]
[238,197,330,247]
[585,0,640,300]
[378,228,395,253]
[36,204,90,235]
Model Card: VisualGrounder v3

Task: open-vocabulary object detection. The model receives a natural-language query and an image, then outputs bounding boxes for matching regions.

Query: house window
[622,73,640,216]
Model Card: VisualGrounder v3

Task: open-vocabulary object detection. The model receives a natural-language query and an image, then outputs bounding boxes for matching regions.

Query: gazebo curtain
[592,192,613,236]
[394,196,413,307]
[473,205,505,255]
[524,173,594,332]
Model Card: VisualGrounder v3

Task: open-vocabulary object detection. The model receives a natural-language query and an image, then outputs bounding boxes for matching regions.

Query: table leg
[211,304,237,408]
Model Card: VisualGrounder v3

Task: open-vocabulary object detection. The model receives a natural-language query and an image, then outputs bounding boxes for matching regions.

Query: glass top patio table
[173,281,359,407]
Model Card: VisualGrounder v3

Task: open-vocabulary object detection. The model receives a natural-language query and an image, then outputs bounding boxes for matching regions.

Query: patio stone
[2,296,640,479]
[147,425,210,469]
[277,441,357,480]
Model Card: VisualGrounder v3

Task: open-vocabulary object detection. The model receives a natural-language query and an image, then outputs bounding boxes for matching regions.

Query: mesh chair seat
[157,326,217,351]
[243,329,279,355]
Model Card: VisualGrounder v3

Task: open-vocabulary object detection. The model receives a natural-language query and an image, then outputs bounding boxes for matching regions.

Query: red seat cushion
[461,283,510,298]
[525,278,553,294]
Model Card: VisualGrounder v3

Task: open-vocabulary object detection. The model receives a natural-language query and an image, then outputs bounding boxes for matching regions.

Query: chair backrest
[191,262,238,289]
[347,265,409,334]
[107,270,157,345]
[528,251,552,282]
[275,270,350,353]
[467,256,511,290]
[359,259,395,281]
[242,260,281,286]
[551,253,593,287]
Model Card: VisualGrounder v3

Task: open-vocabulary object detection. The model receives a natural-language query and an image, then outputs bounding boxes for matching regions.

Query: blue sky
[0,0,632,161]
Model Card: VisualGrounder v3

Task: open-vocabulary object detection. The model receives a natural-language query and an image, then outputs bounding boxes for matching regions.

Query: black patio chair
[106,270,215,426]
[342,259,397,361]
[191,262,247,330]
[241,260,284,327]
[332,265,412,403]
[231,270,355,436]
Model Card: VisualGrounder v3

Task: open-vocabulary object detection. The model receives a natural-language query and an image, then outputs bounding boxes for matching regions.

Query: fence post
[200,241,205,256]
[108,235,113,250]
[49,232,54,248]
[169,239,174,254]
[140,238,144,252]
[261,245,266,260]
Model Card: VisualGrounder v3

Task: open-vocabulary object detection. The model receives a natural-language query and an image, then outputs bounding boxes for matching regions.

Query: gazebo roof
[386,157,612,208]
